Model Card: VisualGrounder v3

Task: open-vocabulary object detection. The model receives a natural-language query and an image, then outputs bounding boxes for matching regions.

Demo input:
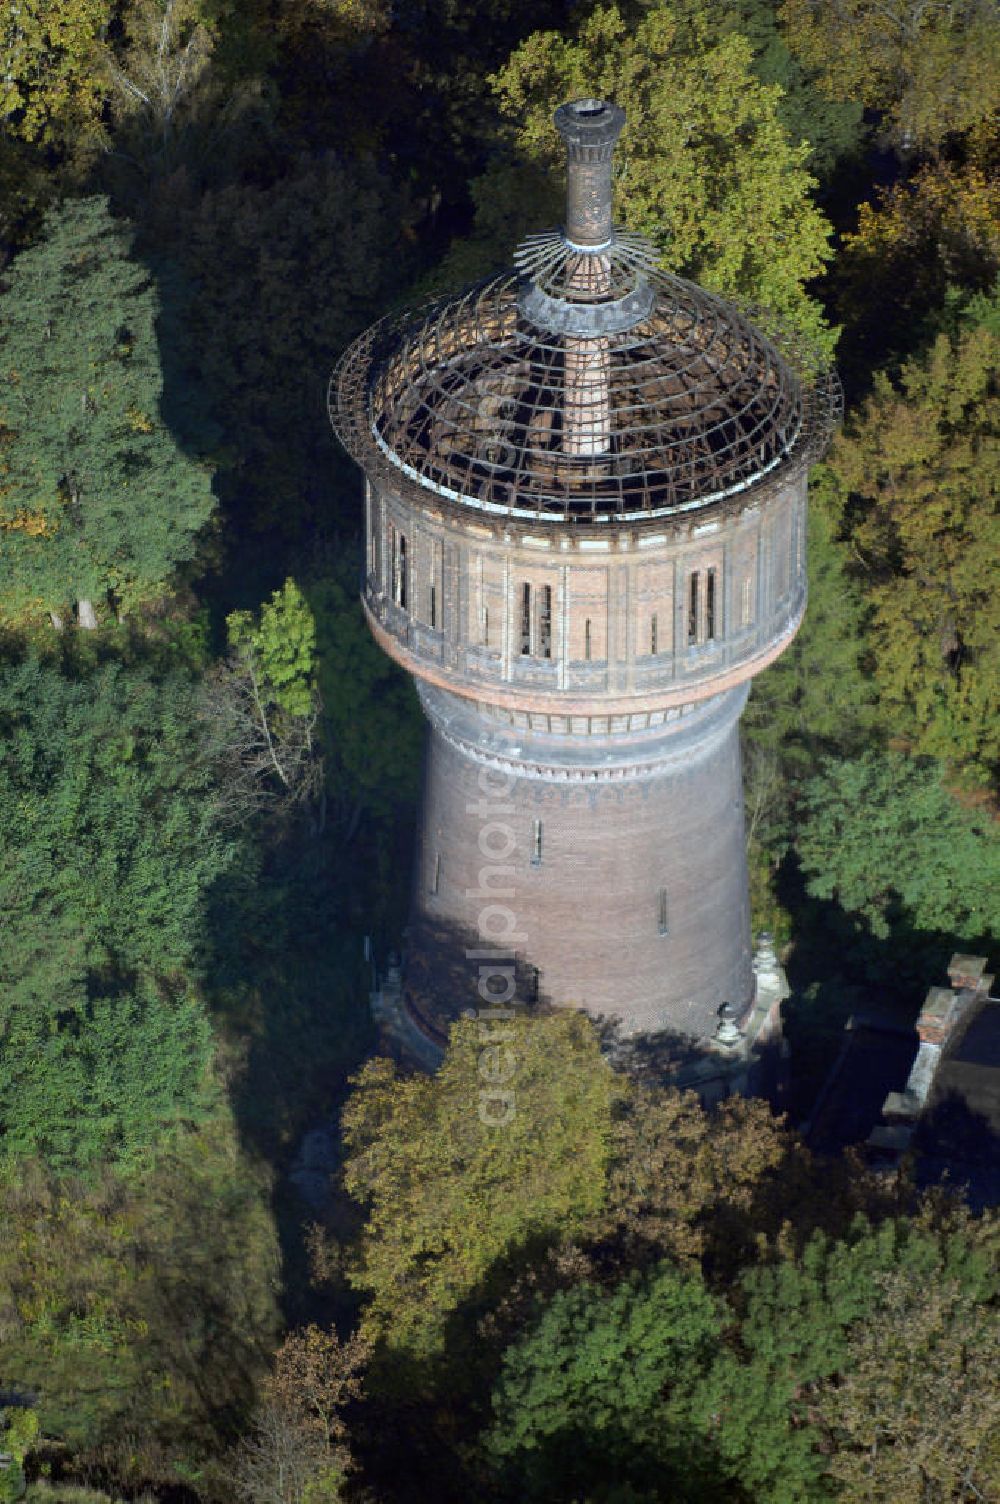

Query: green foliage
[1,3,999,1500]
[485,1264,726,1501]
[0,975,213,1173]
[742,470,881,940]
[0,1407,37,1504]
[812,1225,1000,1500]
[228,578,317,720]
[212,579,325,817]
[0,196,217,623]
[796,750,1000,942]
[745,468,879,776]
[0,1116,281,1483]
[464,2,834,345]
[779,0,1000,152]
[832,143,1000,370]
[0,653,234,1170]
[227,580,312,719]
[0,0,110,150]
[712,0,864,177]
[483,1212,1000,1503]
[23,1488,142,1504]
[341,1012,618,1359]
[830,304,1000,778]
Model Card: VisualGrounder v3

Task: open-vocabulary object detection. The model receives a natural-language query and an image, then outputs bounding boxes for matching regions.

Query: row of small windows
[386,531,734,652]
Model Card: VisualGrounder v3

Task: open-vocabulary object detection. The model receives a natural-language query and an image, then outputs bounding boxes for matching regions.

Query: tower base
[407,683,754,1042]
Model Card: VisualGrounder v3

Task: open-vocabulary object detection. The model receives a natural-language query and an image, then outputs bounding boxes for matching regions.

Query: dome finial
[553,98,625,248]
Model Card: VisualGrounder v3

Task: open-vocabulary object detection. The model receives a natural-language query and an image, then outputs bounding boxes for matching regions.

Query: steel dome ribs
[331,226,839,526]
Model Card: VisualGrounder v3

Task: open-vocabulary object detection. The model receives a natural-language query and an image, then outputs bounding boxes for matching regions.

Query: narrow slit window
[706,568,717,641]
[651,613,658,656]
[430,583,436,628]
[539,585,552,659]
[584,618,592,661]
[431,852,440,896]
[393,533,407,609]
[531,818,542,865]
[658,888,668,935]
[520,583,532,655]
[688,571,699,646]
[482,605,489,647]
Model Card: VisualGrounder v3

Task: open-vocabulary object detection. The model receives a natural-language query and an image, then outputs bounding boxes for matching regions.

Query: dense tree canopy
[341,1012,617,1359]
[182,153,411,536]
[0,196,217,625]
[796,750,1000,941]
[0,653,233,1169]
[484,1265,728,1501]
[830,303,1000,776]
[779,0,1000,152]
[446,2,834,344]
[0,0,110,149]
[0,1116,281,1479]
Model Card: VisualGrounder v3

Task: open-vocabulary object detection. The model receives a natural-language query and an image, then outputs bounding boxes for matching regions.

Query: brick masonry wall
[366,476,805,715]
[413,713,754,1039]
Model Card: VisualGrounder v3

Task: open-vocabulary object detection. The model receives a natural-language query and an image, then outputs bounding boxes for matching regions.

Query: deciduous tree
[0,1116,281,1481]
[232,1325,371,1504]
[341,1012,618,1359]
[796,750,1000,941]
[184,153,411,537]
[809,1212,1000,1501]
[779,0,1000,152]
[484,1264,727,1502]
[831,301,1000,776]
[213,579,324,821]
[449,3,833,346]
[0,0,110,151]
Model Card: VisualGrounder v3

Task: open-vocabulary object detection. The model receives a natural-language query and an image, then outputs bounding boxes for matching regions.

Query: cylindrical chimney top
[554,98,625,247]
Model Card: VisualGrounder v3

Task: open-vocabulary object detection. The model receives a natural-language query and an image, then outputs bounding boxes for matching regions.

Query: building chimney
[554,98,625,247]
[554,99,625,459]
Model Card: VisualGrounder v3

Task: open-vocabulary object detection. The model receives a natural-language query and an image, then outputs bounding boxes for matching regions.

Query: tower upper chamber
[330,99,839,1042]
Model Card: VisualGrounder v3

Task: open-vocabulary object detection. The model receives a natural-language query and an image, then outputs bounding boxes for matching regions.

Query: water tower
[331,100,838,1043]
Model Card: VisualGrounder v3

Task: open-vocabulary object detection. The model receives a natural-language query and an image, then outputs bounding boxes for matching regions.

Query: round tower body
[332,100,838,1042]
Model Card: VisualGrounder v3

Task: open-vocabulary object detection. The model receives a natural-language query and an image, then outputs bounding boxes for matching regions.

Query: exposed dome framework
[330,100,839,526]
